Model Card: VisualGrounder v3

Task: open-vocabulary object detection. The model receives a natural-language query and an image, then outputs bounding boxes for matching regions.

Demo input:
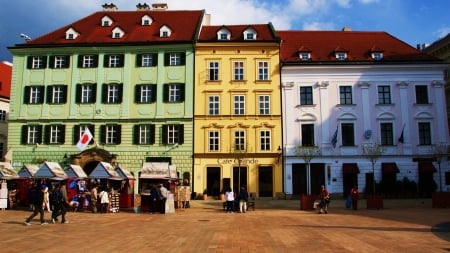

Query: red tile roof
[0,61,12,99]
[20,10,204,46]
[199,24,279,42]
[278,30,439,63]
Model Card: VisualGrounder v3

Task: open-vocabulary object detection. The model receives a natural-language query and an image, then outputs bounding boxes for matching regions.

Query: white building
[278,29,449,198]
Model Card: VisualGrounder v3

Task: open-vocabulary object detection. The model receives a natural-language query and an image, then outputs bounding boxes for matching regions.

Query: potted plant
[362,142,384,209]
[295,145,320,210]
[431,143,450,208]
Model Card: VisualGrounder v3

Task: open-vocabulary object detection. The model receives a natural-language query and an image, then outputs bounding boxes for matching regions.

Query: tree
[362,142,384,194]
[432,142,448,192]
[295,145,320,195]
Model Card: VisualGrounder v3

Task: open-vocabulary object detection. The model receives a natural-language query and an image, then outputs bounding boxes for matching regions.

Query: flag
[76,128,93,151]
[398,125,405,144]
[331,126,338,148]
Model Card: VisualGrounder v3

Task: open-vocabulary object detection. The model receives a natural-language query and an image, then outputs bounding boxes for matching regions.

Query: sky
[1,0,449,62]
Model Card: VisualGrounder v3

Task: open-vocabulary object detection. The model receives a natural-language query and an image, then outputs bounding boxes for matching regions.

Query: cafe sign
[217,158,259,165]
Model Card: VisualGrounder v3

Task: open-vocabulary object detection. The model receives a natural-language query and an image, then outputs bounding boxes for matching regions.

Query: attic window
[141,15,152,26]
[335,52,347,61]
[217,28,230,40]
[112,27,124,39]
[159,25,171,38]
[299,53,311,61]
[65,28,79,40]
[101,16,113,27]
[371,52,383,60]
[243,28,257,40]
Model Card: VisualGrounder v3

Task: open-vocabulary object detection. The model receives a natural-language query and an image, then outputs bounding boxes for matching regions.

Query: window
[341,123,355,146]
[76,83,97,104]
[208,130,220,151]
[257,61,269,81]
[301,124,314,146]
[162,124,184,145]
[164,52,185,66]
[162,31,169,37]
[45,125,65,144]
[50,55,70,69]
[219,33,228,40]
[0,110,6,121]
[78,55,98,68]
[104,54,124,68]
[73,125,94,145]
[67,34,74,40]
[371,52,383,60]
[27,56,47,69]
[137,53,157,67]
[208,61,219,81]
[246,33,255,40]
[208,95,220,115]
[133,124,155,145]
[21,125,42,144]
[24,86,44,104]
[258,95,270,115]
[299,53,311,61]
[300,86,313,105]
[233,61,244,81]
[233,95,245,115]
[378,85,391,104]
[260,130,271,151]
[380,123,393,145]
[100,125,121,145]
[47,85,67,104]
[234,130,246,151]
[102,83,123,104]
[415,85,429,104]
[339,86,353,105]
[163,84,184,103]
[418,122,431,145]
[135,84,156,103]
[336,52,347,61]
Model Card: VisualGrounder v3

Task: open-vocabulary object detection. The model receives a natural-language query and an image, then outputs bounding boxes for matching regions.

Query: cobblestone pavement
[0,198,449,253]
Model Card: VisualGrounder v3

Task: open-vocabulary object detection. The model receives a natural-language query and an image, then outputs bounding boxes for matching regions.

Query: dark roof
[198,24,279,42]
[13,10,204,47]
[278,30,440,64]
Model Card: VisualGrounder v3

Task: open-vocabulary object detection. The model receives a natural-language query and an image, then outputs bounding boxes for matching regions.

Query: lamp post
[362,142,383,194]
[432,142,448,192]
[233,145,246,192]
[295,145,320,195]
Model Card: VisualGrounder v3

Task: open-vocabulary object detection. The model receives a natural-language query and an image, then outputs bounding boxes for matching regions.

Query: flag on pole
[331,126,338,148]
[76,128,93,151]
[398,124,405,144]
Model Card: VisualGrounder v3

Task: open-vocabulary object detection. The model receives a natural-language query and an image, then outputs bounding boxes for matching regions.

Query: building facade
[193,24,282,198]
[0,61,12,160]
[279,30,449,197]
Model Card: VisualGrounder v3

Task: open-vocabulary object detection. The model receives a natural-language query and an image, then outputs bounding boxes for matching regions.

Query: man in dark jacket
[51,181,69,224]
[238,186,249,213]
[24,184,47,225]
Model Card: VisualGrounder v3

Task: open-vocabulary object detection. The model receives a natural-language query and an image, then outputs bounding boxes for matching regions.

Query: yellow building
[193,24,282,199]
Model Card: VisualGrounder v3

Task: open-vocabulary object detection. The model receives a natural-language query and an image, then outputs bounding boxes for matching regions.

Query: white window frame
[257,61,269,81]
[105,125,118,144]
[233,61,244,81]
[258,95,270,115]
[82,55,95,68]
[139,125,152,144]
[141,54,153,67]
[32,56,44,69]
[29,86,41,104]
[168,84,181,102]
[208,61,219,81]
[52,86,64,104]
[233,95,245,115]
[234,130,246,151]
[208,130,220,151]
[107,84,120,103]
[140,85,153,103]
[27,126,39,144]
[54,56,66,68]
[260,130,271,151]
[49,125,62,144]
[108,55,120,67]
[81,84,94,103]
[208,95,220,115]
[167,125,179,145]
[169,53,181,66]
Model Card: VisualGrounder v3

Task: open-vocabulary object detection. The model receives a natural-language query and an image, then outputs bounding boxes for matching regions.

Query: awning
[65,164,88,179]
[0,162,18,179]
[35,162,67,180]
[116,166,135,180]
[89,162,121,180]
[140,162,177,179]
[18,164,39,178]
[342,163,359,174]
[381,163,399,174]
[418,162,436,173]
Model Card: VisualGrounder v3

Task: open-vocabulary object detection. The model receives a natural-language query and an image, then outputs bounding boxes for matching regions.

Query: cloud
[302,21,336,31]
[435,27,450,39]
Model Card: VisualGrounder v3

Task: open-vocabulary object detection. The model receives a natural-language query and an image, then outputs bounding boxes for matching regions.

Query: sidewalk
[0,199,448,253]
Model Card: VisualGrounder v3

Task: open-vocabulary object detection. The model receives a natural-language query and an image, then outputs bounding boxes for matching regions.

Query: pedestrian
[350,185,359,210]
[225,187,235,213]
[28,182,37,211]
[43,185,51,213]
[52,181,69,224]
[318,185,330,214]
[158,183,168,214]
[24,184,48,225]
[90,183,98,213]
[238,186,248,213]
[99,187,109,213]
[149,185,159,214]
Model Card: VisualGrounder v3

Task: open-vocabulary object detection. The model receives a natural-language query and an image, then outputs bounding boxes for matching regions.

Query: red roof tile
[0,61,12,99]
[278,30,439,63]
[22,10,204,46]
[199,24,279,42]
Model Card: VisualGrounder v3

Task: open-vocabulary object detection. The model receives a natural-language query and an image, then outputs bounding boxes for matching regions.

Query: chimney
[136,3,150,11]
[152,3,168,11]
[342,26,352,32]
[102,3,118,11]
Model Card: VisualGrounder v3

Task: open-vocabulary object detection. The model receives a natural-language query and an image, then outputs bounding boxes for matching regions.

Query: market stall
[64,164,89,210]
[89,162,121,212]
[115,165,135,208]
[16,164,39,207]
[0,162,19,209]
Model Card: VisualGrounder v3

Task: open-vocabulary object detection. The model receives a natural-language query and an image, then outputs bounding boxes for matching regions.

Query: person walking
[238,186,248,213]
[149,185,159,214]
[52,181,69,224]
[99,187,110,213]
[24,184,48,225]
[90,183,99,213]
[158,183,168,214]
[225,187,235,213]
[319,185,330,214]
[350,185,359,210]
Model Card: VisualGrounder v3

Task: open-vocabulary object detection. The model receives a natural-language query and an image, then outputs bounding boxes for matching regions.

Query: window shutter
[75,84,81,103]
[92,83,97,103]
[163,84,169,102]
[61,85,67,104]
[21,125,28,144]
[118,55,124,67]
[88,125,95,144]
[92,55,99,67]
[43,125,50,145]
[180,84,185,102]
[102,84,108,103]
[60,125,66,144]
[117,83,123,103]
[178,125,184,144]
[164,53,170,66]
[73,125,80,144]
[36,125,43,144]
[49,56,55,69]
[162,125,168,145]
[42,56,47,68]
[151,85,157,103]
[134,85,141,103]
[46,86,53,104]
[26,57,33,69]
[180,52,186,65]
[77,55,83,68]
[100,125,106,144]
[150,124,155,144]
[24,86,31,104]
[116,125,122,144]
[136,54,142,67]
[37,86,45,104]
[64,55,70,68]
[133,125,139,144]
[153,53,158,66]
[103,55,109,67]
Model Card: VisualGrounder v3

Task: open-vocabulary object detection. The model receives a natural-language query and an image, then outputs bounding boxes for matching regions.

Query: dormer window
[65,28,79,40]
[371,52,383,60]
[335,52,347,61]
[299,52,311,61]
[159,25,172,38]
[243,28,257,40]
[112,27,124,39]
[101,16,113,27]
[217,27,230,41]
[141,15,153,26]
